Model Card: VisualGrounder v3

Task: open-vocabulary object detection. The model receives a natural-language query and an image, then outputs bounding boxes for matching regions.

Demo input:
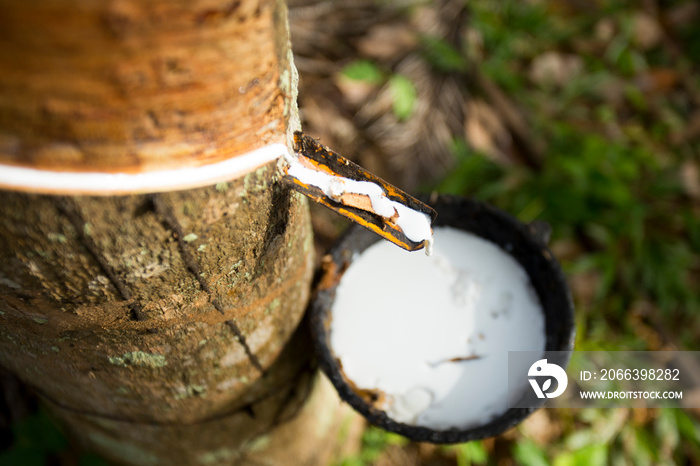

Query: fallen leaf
[464,99,512,163]
[671,110,700,146]
[635,68,680,94]
[680,161,700,200]
[529,51,583,87]
[550,239,584,262]
[336,75,377,107]
[357,23,417,61]
[570,270,601,307]
[666,2,700,30]
[521,409,562,446]
[595,18,616,43]
[632,12,663,50]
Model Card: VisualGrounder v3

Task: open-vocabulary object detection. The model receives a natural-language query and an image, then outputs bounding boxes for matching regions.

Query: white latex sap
[286,161,433,253]
[330,227,545,429]
[0,143,288,195]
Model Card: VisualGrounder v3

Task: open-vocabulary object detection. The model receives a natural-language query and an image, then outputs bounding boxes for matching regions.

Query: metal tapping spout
[281,132,437,254]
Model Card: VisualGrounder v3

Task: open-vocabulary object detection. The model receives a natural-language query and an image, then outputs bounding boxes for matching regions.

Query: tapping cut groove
[150,194,265,375]
[54,198,146,321]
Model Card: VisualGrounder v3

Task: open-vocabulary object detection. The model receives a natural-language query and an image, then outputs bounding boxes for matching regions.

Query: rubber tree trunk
[0,0,359,464]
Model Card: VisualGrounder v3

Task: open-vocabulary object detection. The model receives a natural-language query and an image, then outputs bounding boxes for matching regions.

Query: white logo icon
[528,359,568,399]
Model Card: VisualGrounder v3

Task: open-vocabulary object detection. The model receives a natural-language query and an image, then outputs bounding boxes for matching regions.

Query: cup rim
[309,194,575,443]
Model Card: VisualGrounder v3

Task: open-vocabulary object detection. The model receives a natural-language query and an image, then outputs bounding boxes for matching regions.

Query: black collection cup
[309,194,576,443]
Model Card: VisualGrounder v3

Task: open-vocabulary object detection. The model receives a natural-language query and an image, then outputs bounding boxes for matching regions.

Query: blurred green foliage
[341,60,385,86]
[0,409,66,466]
[0,408,108,466]
[439,127,698,330]
[448,441,488,466]
[388,75,417,121]
[512,438,549,466]
[421,36,467,73]
[337,426,409,466]
[437,0,699,343]
[341,60,417,121]
[342,0,700,465]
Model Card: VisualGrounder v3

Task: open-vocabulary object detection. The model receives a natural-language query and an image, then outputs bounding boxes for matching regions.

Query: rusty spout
[281,132,437,253]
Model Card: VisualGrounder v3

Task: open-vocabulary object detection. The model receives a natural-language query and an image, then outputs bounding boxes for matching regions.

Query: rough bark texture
[0,164,324,462]
[0,0,361,463]
[0,165,313,418]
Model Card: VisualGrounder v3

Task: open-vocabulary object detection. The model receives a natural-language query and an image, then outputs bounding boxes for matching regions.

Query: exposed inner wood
[0,0,286,174]
[338,192,373,212]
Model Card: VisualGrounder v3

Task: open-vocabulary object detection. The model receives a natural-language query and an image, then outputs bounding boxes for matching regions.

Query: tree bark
[0,0,360,463]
